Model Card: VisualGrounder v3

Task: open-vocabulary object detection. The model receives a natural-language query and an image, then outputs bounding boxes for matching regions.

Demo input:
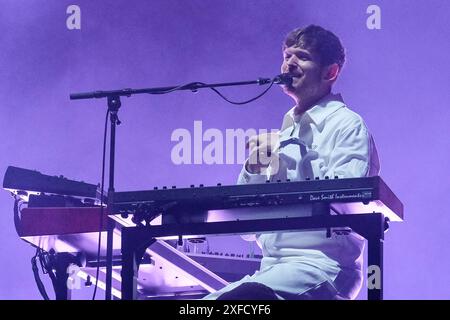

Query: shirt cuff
[237,163,269,185]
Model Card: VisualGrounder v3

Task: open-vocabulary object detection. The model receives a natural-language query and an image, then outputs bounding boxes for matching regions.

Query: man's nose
[282,59,297,73]
[286,55,297,65]
[287,62,298,73]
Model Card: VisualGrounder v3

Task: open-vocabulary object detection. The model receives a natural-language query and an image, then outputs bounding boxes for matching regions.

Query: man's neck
[294,90,331,116]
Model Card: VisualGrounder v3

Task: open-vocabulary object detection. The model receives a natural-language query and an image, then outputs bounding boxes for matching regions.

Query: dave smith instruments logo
[310,191,373,201]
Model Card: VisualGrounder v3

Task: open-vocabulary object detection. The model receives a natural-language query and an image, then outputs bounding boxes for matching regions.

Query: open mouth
[283,74,302,90]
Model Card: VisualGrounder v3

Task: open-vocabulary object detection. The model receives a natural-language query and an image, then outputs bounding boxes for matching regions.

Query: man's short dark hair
[283,25,346,69]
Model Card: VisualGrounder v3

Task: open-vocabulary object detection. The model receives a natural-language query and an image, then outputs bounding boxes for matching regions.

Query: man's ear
[322,63,340,82]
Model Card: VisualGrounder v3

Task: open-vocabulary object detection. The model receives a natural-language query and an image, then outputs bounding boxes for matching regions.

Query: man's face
[281,45,325,103]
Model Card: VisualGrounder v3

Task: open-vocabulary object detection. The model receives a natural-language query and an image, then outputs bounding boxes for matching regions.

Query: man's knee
[217,282,279,300]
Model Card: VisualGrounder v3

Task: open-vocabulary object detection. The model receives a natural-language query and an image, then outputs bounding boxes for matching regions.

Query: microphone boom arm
[69,77,280,100]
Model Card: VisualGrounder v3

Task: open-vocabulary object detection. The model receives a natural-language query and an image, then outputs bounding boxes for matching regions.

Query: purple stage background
[1,0,449,299]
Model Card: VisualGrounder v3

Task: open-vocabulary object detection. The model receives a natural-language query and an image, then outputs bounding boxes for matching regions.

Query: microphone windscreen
[274,74,293,86]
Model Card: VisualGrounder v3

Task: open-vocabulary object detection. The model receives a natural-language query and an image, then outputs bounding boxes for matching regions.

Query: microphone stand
[70,76,277,300]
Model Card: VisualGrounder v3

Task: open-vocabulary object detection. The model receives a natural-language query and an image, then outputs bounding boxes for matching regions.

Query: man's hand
[245,132,280,174]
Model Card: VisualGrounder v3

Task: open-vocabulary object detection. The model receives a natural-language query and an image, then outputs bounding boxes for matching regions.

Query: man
[204,25,380,300]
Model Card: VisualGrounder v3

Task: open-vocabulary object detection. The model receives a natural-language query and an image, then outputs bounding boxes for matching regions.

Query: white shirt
[205,93,380,300]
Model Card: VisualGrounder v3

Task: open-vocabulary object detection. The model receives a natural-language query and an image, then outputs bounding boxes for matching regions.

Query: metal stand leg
[52,253,81,300]
[121,227,155,300]
[349,213,385,300]
[367,236,384,300]
[106,96,121,300]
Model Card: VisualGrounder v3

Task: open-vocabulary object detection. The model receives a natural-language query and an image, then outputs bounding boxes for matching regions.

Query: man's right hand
[245,132,280,174]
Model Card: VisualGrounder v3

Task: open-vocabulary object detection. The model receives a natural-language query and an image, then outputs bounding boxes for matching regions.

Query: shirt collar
[288,93,346,126]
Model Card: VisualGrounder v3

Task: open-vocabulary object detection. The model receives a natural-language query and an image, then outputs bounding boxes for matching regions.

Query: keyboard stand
[120,212,388,300]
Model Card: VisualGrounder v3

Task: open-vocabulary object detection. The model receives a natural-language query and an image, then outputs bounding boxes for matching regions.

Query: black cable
[38,249,48,275]
[15,197,50,300]
[34,248,60,299]
[31,248,50,300]
[146,82,203,95]
[205,80,275,105]
[41,250,57,299]
[92,109,109,300]
[145,79,277,105]
[13,197,22,241]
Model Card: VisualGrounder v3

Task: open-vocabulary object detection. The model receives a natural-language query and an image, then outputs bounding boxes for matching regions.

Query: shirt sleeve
[322,122,377,179]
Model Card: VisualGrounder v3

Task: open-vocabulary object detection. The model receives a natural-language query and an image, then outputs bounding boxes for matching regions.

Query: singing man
[204,25,380,300]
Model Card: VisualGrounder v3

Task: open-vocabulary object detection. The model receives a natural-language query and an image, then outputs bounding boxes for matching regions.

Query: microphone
[273,73,294,86]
